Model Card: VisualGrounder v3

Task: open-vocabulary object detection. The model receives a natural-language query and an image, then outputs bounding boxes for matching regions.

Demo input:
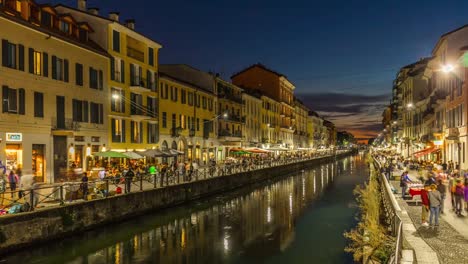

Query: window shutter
[110,57,115,81]
[2,86,9,113]
[121,90,125,113]
[138,66,142,86]
[51,55,57,79]
[18,88,25,115]
[64,59,69,82]
[43,52,48,77]
[83,101,89,122]
[130,64,135,85]
[130,121,134,142]
[121,60,125,83]
[18,44,24,71]
[1,39,8,67]
[111,118,116,142]
[99,70,103,90]
[28,48,34,73]
[140,123,143,143]
[99,104,103,124]
[72,99,77,121]
[75,63,83,86]
[121,120,126,142]
[146,69,151,88]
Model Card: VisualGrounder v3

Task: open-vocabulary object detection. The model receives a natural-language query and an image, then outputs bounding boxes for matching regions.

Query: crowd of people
[376,151,468,228]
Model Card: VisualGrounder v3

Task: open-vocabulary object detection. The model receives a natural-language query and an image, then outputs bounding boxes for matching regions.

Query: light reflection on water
[4,153,367,264]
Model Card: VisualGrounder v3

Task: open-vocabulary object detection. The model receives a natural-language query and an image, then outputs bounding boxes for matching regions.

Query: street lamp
[441,64,454,73]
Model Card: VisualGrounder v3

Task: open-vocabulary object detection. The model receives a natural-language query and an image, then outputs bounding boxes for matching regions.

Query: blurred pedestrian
[428,184,442,227]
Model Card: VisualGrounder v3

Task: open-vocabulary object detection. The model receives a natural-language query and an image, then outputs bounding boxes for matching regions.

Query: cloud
[297,92,390,138]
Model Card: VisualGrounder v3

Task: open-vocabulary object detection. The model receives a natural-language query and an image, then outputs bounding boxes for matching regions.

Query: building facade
[231,64,295,148]
[57,1,162,153]
[0,0,108,183]
[242,89,262,147]
[293,98,308,148]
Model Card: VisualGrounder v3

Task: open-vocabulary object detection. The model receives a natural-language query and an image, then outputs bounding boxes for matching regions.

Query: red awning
[413,147,440,158]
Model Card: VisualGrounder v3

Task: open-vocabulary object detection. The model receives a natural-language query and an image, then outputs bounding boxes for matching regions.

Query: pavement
[390,169,468,264]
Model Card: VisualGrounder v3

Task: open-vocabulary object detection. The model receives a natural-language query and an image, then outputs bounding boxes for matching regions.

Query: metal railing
[0,150,349,216]
[373,157,403,264]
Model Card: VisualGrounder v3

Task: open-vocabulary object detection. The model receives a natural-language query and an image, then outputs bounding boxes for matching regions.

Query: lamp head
[441,64,454,73]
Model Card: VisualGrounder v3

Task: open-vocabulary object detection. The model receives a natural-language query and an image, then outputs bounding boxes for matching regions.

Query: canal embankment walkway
[390,169,468,264]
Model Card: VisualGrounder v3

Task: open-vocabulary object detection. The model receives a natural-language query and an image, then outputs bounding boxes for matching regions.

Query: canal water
[3,153,368,264]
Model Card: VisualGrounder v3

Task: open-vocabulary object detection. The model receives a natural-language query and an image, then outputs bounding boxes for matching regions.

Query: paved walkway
[391,169,468,264]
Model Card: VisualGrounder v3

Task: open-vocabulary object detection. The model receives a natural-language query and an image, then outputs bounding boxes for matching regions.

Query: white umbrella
[124,151,144,159]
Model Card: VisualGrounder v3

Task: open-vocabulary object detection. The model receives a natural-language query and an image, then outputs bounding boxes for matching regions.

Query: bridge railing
[373,156,403,264]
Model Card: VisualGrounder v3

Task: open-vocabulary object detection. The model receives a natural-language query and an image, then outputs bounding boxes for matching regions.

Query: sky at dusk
[40,0,468,138]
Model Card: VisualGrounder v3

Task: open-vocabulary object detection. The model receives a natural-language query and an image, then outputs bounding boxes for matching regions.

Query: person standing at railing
[125,167,134,193]
[7,170,19,198]
[81,172,88,201]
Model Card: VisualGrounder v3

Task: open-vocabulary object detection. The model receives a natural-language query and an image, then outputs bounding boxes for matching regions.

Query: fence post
[140,174,143,191]
[29,189,35,211]
[59,185,64,205]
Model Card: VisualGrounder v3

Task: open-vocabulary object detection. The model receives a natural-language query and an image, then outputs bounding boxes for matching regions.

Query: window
[131,121,143,143]
[162,112,167,128]
[2,86,24,114]
[75,63,83,86]
[59,21,70,34]
[148,123,158,143]
[147,97,157,117]
[130,93,143,115]
[34,92,44,117]
[79,29,88,42]
[111,88,125,113]
[188,92,193,106]
[202,96,207,109]
[28,48,42,75]
[52,56,68,82]
[111,118,125,143]
[41,11,52,27]
[164,84,169,99]
[72,99,88,122]
[180,114,186,129]
[172,113,176,128]
[171,87,178,102]
[111,57,123,82]
[89,67,103,90]
[148,47,154,66]
[181,89,186,104]
[90,102,104,124]
[112,30,120,52]
[130,63,142,87]
[2,40,16,69]
[197,118,200,131]
[15,0,21,12]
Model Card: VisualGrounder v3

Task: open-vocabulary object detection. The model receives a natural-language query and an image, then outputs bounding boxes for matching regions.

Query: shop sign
[6,133,22,142]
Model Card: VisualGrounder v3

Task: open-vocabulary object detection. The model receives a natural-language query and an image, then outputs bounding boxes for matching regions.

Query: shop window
[6,144,22,170]
[32,144,44,182]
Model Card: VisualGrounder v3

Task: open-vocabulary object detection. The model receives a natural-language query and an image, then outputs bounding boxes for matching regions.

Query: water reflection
[5,157,365,264]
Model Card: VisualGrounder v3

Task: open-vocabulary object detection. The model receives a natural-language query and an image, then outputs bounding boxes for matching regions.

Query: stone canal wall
[0,151,355,254]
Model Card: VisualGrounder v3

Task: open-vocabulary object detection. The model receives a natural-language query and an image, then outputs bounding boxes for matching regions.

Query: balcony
[130,77,150,93]
[218,129,242,141]
[218,93,243,104]
[51,118,79,135]
[127,47,144,62]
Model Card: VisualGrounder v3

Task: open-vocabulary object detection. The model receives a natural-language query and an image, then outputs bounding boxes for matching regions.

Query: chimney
[109,12,120,22]
[125,19,135,30]
[87,7,99,15]
[77,0,86,11]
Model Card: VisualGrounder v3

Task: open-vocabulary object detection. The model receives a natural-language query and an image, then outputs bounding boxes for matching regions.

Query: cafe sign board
[6,133,22,142]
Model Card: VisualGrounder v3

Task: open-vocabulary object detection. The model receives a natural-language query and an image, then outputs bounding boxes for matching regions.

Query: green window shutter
[64,59,69,82]
[1,40,8,67]
[51,55,57,79]
[43,52,48,77]
[28,48,34,73]
[110,57,115,81]
[18,88,25,115]
[18,44,24,71]
[121,60,125,83]
[2,86,9,113]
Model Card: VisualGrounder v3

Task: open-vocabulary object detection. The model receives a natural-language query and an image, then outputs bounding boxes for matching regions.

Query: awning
[413,147,440,158]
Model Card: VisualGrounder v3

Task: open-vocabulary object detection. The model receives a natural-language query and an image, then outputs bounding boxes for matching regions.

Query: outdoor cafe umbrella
[124,151,144,159]
[169,149,184,155]
[140,149,172,157]
[93,151,130,158]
